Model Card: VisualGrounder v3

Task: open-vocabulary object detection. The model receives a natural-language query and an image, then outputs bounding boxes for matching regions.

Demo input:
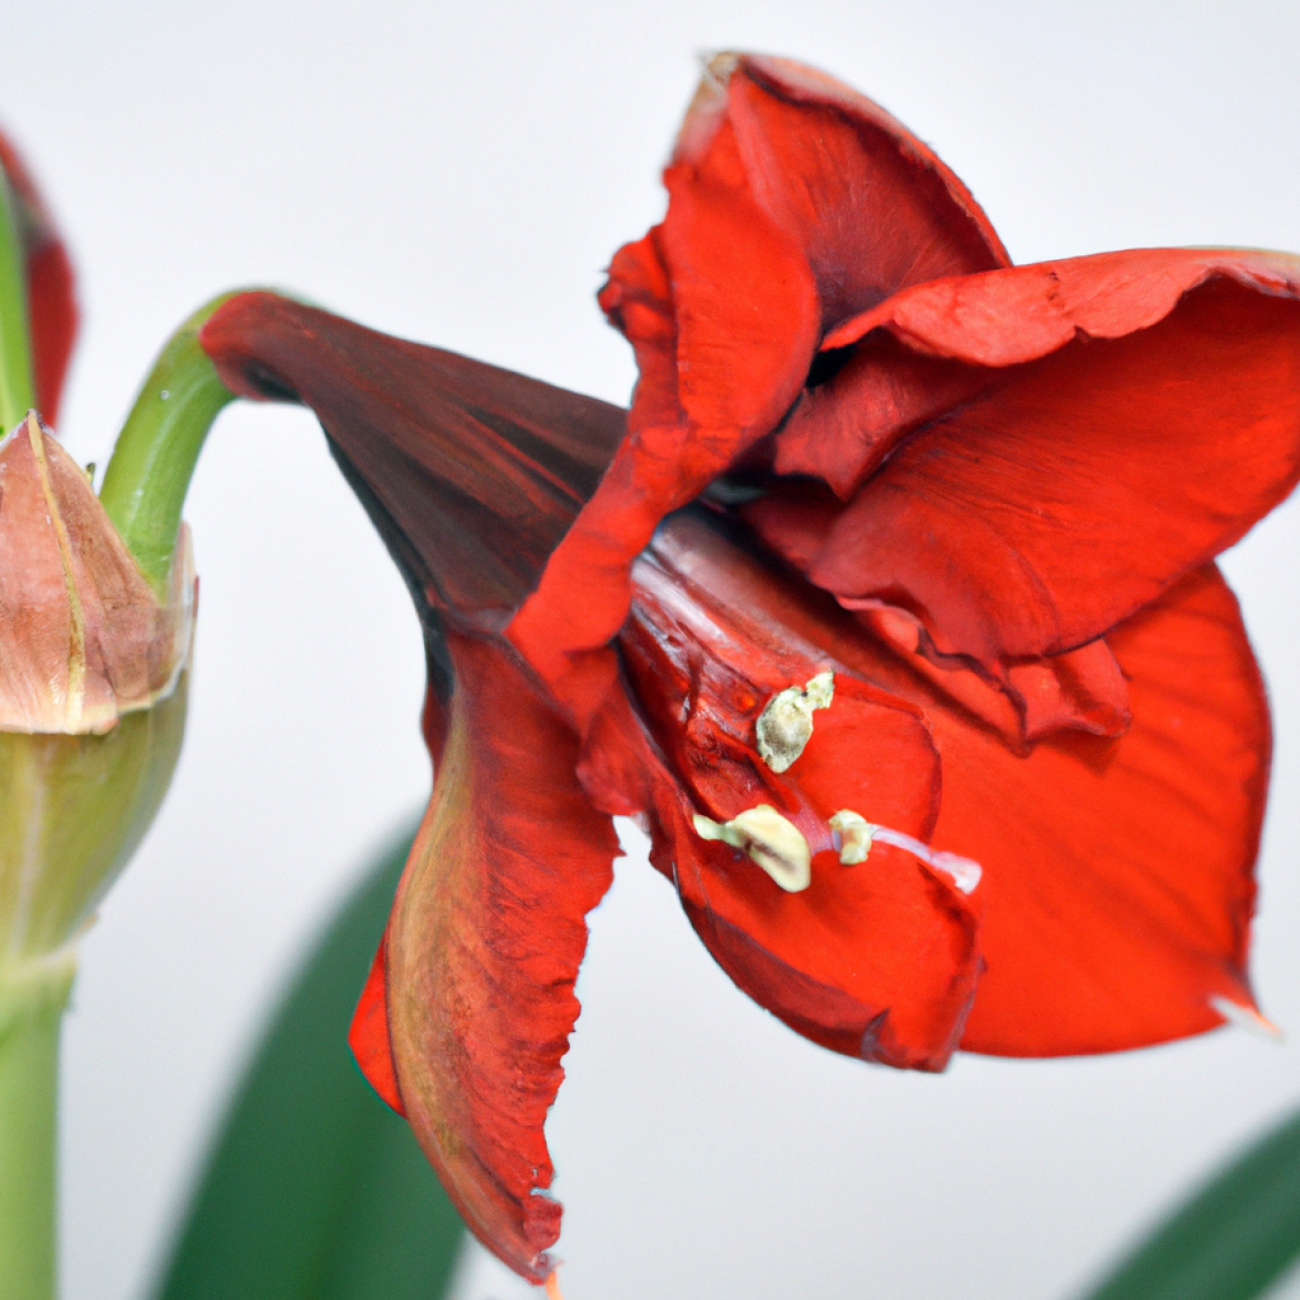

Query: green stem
[0,968,74,1300]
[0,175,35,431]
[98,294,240,593]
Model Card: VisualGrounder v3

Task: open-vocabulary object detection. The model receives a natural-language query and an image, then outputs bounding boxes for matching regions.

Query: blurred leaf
[1079,1104,1300,1300]
[153,825,465,1300]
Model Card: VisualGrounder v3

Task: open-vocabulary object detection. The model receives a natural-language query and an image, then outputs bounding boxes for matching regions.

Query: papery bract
[199,54,1300,1284]
[0,414,192,735]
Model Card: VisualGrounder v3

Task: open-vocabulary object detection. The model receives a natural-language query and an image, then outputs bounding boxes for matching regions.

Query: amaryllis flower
[200,53,1300,1284]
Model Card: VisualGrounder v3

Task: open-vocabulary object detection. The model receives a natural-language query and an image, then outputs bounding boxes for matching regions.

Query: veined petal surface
[941,565,1269,1055]
[201,292,624,636]
[792,251,1300,671]
[510,52,1009,714]
[381,633,618,1282]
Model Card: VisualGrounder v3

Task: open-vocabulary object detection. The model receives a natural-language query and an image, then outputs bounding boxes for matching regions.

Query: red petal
[200,292,623,633]
[661,127,819,449]
[1006,639,1129,742]
[850,602,1024,741]
[382,632,618,1282]
[596,230,681,432]
[0,131,78,425]
[348,937,404,1115]
[824,246,1300,356]
[720,54,1010,327]
[625,518,1270,1057]
[932,565,1267,1055]
[514,54,1012,709]
[746,492,1130,745]
[26,242,76,427]
[804,254,1300,668]
[511,126,819,706]
[774,332,989,499]
[671,797,981,1070]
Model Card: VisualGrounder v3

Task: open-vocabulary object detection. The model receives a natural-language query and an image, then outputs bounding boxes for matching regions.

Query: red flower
[201,54,1300,1284]
[0,129,78,425]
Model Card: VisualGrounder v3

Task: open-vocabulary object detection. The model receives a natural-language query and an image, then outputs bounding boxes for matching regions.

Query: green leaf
[1079,1104,1300,1300]
[154,825,466,1300]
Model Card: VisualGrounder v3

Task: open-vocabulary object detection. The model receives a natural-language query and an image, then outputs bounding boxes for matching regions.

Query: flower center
[755,671,835,773]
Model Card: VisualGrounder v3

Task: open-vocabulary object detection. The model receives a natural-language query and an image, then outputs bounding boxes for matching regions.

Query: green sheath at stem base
[0,971,73,1300]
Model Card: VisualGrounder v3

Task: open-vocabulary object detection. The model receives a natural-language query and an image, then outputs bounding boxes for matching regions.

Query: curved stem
[98,294,240,593]
[0,175,35,431]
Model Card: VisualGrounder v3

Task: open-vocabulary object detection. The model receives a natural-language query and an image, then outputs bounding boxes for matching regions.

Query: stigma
[829,810,983,894]
[693,804,813,892]
[756,671,835,773]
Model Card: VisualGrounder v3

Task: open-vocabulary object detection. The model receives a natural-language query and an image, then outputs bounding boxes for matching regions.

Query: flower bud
[0,413,192,988]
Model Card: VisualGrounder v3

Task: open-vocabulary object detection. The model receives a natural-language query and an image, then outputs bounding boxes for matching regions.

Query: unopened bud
[0,413,193,989]
[0,412,191,733]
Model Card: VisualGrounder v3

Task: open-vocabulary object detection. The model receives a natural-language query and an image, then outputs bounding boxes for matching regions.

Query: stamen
[756,670,835,773]
[829,809,982,894]
[828,810,875,864]
[545,1270,565,1300]
[1209,994,1284,1042]
[693,804,812,892]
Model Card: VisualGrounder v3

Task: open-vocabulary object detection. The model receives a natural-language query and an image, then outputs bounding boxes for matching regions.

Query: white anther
[829,809,983,894]
[829,810,877,865]
[693,804,812,892]
[756,671,835,774]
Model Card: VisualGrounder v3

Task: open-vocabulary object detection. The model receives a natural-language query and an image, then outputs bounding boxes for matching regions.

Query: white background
[3,2,1300,1298]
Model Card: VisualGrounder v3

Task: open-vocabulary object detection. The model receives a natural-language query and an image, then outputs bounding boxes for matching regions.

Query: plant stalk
[0,967,74,1300]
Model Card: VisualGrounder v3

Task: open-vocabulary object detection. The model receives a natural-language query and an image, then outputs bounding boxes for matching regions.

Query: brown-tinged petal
[717,54,1010,326]
[0,413,191,734]
[199,292,625,643]
[381,631,618,1282]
